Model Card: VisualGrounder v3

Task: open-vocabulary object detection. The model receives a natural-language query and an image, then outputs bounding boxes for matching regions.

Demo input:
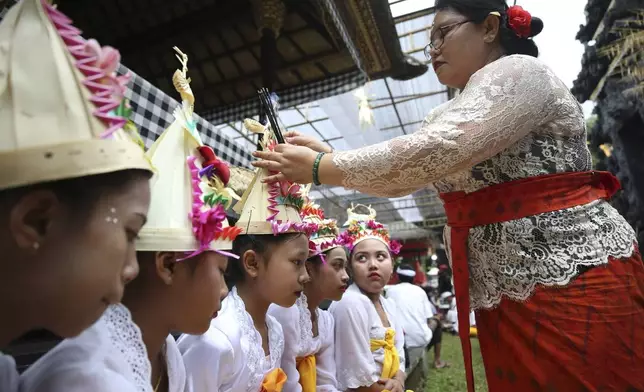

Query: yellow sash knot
[261,368,287,392]
[296,354,317,392]
[369,328,399,380]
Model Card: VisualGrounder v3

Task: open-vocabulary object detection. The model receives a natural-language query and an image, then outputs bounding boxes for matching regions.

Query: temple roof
[56,0,427,124]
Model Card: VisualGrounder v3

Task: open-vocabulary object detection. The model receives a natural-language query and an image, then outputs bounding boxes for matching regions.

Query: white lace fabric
[296,294,321,356]
[19,304,152,392]
[333,55,637,310]
[103,304,152,391]
[228,287,284,392]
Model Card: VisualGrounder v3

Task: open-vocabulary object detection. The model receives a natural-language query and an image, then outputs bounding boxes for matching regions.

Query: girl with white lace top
[328,206,407,392]
[0,1,152,391]
[268,194,349,392]
[20,48,238,392]
[251,1,644,391]
[178,119,314,392]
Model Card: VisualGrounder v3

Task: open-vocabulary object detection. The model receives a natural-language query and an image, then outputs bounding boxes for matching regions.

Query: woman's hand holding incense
[252,144,316,183]
[283,130,332,154]
[252,144,344,186]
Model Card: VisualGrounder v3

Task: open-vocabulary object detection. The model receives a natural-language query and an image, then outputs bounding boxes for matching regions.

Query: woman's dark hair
[435,0,544,57]
[0,169,151,224]
[226,233,301,289]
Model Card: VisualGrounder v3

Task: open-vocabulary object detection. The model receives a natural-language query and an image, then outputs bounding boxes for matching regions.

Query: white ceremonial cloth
[385,282,434,348]
[20,304,153,392]
[328,284,405,390]
[0,353,19,392]
[268,294,340,392]
[165,335,188,392]
[178,287,284,392]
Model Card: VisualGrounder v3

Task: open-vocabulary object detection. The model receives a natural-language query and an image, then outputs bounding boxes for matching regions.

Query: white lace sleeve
[329,293,379,390]
[332,55,565,197]
[267,304,302,392]
[178,328,234,392]
[315,311,341,392]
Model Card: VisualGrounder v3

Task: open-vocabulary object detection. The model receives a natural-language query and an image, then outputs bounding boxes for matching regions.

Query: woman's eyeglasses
[424,20,470,59]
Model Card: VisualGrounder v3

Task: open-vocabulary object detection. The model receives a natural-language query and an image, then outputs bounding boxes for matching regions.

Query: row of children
[0,1,411,391]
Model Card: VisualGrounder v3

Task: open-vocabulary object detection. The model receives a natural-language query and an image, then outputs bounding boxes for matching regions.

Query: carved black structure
[572,0,644,244]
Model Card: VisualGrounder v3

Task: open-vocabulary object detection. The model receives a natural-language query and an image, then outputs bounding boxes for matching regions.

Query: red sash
[438,171,621,392]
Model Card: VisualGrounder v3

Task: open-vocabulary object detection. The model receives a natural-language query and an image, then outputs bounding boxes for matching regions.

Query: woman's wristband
[312,152,325,186]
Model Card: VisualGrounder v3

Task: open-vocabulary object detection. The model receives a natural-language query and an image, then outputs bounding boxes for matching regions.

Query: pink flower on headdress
[366,220,383,230]
[389,240,402,255]
[190,204,227,248]
[100,73,129,100]
[308,240,318,256]
[279,182,300,198]
[83,39,121,76]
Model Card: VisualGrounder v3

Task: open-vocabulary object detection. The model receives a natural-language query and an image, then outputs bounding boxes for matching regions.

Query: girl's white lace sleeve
[332,55,565,197]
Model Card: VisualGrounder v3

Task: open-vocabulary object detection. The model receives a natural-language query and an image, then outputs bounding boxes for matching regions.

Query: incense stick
[258,88,285,144]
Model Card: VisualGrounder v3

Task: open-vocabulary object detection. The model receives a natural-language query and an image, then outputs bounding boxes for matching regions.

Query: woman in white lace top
[252,1,644,391]
[268,200,349,392]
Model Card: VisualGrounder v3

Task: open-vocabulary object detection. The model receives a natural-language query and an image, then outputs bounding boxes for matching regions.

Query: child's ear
[242,249,260,279]
[155,251,177,285]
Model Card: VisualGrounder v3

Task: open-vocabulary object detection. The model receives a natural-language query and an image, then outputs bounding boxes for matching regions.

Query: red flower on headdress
[197,146,230,185]
[507,5,532,38]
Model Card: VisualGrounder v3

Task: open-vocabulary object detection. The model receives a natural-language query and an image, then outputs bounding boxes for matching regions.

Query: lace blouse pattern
[333,55,637,310]
[228,287,284,392]
[296,294,320,356]
[19,304,152,392]
[103,304,152,391]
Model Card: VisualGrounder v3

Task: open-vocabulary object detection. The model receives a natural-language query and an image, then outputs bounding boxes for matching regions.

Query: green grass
[423,334,488,392]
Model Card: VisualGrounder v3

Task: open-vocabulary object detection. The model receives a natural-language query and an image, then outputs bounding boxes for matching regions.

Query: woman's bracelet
[312,152,325,186]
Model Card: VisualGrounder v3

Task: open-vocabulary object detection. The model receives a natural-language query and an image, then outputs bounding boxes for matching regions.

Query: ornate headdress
[299,184,345,259]
[233,119,316,236]
[136,48,241,258]
[339,204,401,254]
[0,0,152,191]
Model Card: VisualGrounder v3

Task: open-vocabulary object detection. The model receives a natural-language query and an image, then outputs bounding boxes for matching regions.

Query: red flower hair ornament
[506,5,532,38]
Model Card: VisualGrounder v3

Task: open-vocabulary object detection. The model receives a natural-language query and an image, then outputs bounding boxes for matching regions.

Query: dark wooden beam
[200,48,344,100]
[93,1,251,53]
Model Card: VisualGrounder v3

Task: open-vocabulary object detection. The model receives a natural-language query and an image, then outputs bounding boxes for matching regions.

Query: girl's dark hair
[0,169,151,224]
[306,246,350,266]
[435,0,544,57]
[226,233,300,289]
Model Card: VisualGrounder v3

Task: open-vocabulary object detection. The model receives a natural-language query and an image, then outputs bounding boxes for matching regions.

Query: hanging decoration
[354,86,374,129]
